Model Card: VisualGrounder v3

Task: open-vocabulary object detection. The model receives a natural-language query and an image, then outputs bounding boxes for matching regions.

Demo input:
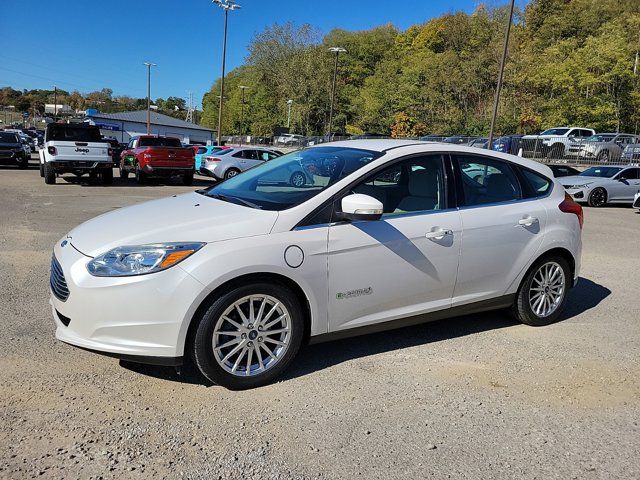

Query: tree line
[0,87,193,121]
[201,0,640,138]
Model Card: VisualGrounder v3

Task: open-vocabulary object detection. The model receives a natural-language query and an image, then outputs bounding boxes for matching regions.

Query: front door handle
[518,216,539,227]
[425,227,453,240]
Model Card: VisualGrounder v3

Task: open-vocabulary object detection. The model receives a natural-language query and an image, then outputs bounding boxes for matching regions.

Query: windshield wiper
[208,193,262,209]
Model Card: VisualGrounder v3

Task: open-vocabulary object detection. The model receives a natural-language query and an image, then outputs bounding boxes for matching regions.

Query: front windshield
[586,135,614,142]
[202,146,382,211]
[579,166,622,178]
[541,128,569,135]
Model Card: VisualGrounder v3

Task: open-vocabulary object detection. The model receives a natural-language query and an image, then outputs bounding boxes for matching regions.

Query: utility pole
[212,0,241,146]
[487,0,515,149]
[144,62,157,134]
[53,86,57,121]
[286,99,293,129]
[239,85,248,146]
[185,92,194,123]
[327,47,346,141]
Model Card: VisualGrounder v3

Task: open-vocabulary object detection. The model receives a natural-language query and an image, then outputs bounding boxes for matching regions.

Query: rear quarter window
[521,169,552,197]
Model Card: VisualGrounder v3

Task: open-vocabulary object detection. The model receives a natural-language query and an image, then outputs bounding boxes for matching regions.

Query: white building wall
[88,118,214,145]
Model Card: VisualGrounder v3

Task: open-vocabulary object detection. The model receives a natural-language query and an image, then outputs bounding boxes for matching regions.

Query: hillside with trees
[201,0,640,137]
[0,87,195,121]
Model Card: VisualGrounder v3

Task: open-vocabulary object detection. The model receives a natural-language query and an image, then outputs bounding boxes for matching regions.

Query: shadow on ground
[121,277,611,387]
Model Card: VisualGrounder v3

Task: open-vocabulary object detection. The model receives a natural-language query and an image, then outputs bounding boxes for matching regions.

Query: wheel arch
[515,247,576,294]
[182,272,313,359]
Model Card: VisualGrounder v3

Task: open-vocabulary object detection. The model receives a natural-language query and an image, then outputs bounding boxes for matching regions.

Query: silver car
[200,147,282,180]
[560,165,640,207]
[577,133,638,163]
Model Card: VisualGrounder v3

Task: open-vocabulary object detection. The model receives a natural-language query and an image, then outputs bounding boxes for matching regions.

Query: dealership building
[84,110,215,145]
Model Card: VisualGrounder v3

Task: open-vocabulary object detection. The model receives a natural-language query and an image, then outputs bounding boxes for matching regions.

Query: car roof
[311,140,555,177]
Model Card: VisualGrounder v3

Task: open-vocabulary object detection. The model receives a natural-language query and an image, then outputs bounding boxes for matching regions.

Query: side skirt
[308,294,516,345]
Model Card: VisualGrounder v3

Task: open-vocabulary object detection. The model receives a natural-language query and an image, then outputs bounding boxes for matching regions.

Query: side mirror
[339,194,383,221]
[617,176,627,182]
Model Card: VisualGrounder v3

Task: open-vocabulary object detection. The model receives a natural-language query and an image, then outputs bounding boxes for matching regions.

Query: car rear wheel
[191,282,304,390]
[101,168,113,185]
[18,156,29,169]
[289,171,306,187]
[119,165,129,179]
[597,150,610,163]
[224,168,240,180]
[43,162,56,184]
[135,163,146,184]
[183,172,194,186]
[510,255,570,326]
[39,163,44,177]
[588,187,607,207]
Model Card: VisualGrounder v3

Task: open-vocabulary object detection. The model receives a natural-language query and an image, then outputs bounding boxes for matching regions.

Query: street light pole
[286,99,293,129]
[327,47,346,141]
[212,0,241,146]
[144,62,157,135]
[239,85,248,146]
[487,0,515,149]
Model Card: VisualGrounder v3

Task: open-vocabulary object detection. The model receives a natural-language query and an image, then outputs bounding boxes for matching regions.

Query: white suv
[39,123,113,184]
[522,127,595,159]
[50,140,583,389]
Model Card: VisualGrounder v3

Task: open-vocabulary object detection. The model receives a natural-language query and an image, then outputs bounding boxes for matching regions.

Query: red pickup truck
[119,135,195,185]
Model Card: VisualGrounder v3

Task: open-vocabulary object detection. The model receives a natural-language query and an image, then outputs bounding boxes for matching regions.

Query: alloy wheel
[589,188,606,207]
[212,295,291,377]
[528,261,565,318]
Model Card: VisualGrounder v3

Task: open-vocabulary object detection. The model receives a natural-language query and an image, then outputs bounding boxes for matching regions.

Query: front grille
[50,256,70,301]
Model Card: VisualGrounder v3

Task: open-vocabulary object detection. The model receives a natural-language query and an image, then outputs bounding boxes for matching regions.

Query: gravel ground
[1,161,639,479]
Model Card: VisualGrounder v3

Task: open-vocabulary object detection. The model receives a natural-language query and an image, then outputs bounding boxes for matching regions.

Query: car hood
[559,175,604,185]
[68,192,279,257]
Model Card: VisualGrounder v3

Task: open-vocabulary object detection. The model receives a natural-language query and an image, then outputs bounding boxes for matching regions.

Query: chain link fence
[222,133,640,166]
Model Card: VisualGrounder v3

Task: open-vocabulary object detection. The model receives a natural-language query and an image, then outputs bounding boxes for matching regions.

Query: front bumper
[50,238,204,361]
[562,186,588,202]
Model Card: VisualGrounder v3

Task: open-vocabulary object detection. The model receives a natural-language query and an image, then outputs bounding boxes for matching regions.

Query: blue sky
[1,0,522,108]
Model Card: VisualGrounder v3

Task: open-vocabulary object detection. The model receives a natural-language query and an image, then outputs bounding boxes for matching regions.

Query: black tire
[547,143,565,160]
[510,254,571,326]
[101,168,114,185]
[119,165,129,179]
[183,172,194,186]
[135,163,146,184]
[588,187,607,207]
[224,168,241,180]
[192,282,304,390]
[596,150,610,163]
[39,163,44,177]
[18,156,29,169]
[289,171,306,187]
[43,162,56,185]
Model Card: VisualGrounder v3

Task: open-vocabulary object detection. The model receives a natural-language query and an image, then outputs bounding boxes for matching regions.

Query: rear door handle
[425,227,453,240]
[518,216,539,227]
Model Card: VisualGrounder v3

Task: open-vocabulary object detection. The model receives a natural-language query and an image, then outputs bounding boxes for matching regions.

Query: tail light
[559,192,583,229]
[47,146,57,155]
[205,156,221,163]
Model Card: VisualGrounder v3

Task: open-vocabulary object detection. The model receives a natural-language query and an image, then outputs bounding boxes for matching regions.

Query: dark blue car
[492,135,524,155]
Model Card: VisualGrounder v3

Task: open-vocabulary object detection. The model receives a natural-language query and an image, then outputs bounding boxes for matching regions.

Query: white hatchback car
[50,140,583,389]
[199,147,282,180]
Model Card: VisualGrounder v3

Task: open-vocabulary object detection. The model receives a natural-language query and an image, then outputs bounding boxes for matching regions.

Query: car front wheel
[224,168,240,180]
[510,255,571,326]
[192,282,304,390]
[588,187,607,207]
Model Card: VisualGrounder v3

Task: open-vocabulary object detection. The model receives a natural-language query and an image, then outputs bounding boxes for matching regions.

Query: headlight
[87,242,205,277]
[572,183,593,189]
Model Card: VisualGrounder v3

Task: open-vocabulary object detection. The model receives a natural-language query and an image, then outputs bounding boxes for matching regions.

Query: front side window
[202,146,382,211]
[455,155,522,206]
[351,155,445,215]
[619,168,639,180]
[579,166,622,178]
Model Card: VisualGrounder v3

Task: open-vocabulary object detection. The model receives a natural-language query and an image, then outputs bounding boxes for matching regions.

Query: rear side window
[47,125,102,142]
[455,155,522,206]
[138,137,182,147]
[521,169,552,197]
[197,147,207,154]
